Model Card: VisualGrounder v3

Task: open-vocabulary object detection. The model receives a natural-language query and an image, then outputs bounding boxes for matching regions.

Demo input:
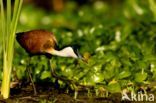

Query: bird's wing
[51,34,59,49]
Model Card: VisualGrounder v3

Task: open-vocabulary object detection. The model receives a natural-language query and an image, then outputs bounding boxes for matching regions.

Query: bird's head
[66,46,87,63]
[59,46,82,59]
[71,46,83,59]
[49,45,88,63]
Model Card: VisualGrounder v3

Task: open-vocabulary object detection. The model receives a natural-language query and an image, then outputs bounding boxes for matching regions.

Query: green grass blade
[0,0,6,52]
[1,0,23,99]
[6,0,11,50]
[8,0,23,68]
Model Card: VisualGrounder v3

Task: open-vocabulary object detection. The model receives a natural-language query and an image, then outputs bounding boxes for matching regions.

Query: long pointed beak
[82,57,88,63]
[77,52,88,63]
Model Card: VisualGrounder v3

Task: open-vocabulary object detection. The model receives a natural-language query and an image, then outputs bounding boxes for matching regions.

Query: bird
[16,29,85,95]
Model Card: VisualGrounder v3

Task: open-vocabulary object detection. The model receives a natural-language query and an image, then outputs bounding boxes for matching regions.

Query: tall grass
[0,0,23,99]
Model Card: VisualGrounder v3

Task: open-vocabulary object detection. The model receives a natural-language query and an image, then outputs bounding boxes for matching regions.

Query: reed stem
[0,0,23,99]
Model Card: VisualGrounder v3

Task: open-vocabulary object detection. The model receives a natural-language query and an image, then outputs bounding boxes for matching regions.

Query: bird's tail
[16,32,24,41]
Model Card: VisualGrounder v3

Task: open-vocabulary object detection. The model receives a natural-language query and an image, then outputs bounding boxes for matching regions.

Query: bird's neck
[52,49,71,57]
[46,47,77,58]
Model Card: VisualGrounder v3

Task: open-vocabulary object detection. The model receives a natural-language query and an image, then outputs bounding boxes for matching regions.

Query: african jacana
[16,29,84,95]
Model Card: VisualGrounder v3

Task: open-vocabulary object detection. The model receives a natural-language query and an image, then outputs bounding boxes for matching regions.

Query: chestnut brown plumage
[16,30,58,58]
[16,29,83,59]
[16,29,84,95]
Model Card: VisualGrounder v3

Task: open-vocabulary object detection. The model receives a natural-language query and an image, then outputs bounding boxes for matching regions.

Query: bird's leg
[48,59,73,85]
[48,59,57,77]
[48,59,60,89]
[26,57,37,95]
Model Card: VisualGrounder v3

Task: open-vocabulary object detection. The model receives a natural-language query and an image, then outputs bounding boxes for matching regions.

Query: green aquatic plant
[0,0,23,99]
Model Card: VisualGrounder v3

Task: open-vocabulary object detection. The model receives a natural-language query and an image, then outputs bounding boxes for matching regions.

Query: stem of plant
[0,0,23,99]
